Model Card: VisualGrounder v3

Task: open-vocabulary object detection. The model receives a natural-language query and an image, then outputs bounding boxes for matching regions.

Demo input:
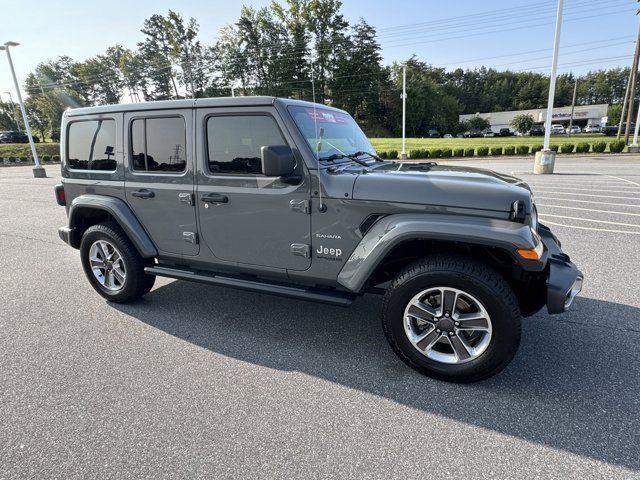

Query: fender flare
[337,213,541,293]
[67,194,157,258]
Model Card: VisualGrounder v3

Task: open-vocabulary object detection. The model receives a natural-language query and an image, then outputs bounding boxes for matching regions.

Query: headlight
[530,204,538,232]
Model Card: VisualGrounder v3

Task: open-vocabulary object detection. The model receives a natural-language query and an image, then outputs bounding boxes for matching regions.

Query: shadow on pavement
[113,280,640,471]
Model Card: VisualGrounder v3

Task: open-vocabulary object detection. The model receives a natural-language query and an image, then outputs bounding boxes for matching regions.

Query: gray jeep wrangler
[55,97,582,382]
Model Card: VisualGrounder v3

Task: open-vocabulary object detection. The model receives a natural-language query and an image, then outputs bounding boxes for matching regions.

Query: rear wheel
[382,254,521,383]
[80,222,155,303]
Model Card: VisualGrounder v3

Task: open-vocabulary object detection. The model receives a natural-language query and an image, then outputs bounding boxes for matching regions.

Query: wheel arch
[67,195,157,258]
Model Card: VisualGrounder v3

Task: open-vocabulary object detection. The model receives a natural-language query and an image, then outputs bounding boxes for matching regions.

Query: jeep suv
[55,97,582,382]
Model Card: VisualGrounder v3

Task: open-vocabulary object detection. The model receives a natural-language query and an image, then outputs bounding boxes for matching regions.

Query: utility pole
[534,0,563,174]
[567,78,578,135]
[624,8,640,144]
[617,65,633,139]
[0,42,46,178]
[401,64,407,160]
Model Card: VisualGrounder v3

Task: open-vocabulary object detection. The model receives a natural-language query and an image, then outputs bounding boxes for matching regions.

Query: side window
[67,119,116,171]
[206,115,286,175]
[131,117,186,173]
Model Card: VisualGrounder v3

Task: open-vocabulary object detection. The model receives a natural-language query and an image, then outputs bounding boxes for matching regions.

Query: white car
[443,133,453,139]
[584,124,601,133]
[568,125,581,134]
[483,129,495,137]
[551,124,566,135]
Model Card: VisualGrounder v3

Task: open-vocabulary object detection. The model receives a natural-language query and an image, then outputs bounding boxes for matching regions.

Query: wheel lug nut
[436,329,441,333]
[449,331,455,336]
[455,322,460,326]
[445,312,450,317]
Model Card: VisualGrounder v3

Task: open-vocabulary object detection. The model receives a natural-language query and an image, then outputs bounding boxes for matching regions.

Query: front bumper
[538,224,583,314]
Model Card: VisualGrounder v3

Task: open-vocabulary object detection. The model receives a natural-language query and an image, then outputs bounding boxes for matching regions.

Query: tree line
[0,0,633,139]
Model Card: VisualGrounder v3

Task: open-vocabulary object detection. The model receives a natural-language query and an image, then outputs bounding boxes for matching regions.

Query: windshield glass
[288,105,375,159]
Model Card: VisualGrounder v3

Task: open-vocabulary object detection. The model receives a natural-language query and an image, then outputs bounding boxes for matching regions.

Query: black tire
[80,222,155,303]
[382,254,522,383]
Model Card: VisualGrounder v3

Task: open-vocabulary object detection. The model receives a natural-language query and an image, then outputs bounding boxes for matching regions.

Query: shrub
[531,144,544,153]
[516,145,530,155]
[441,148,452,158]
[560,143,575,154]
[476,146,489,156]
[549,145,559,152]
[504,145,516,155]
[19,156,28,163]
[453,148,464,157]
[490,147,503,156]
[609,139,626,153]
[464,147,475,157]
[592,141,607,153]
[429,148,442,158]
[387,150,398,159]
[52,155,61,162]
[42,155,51,162]
[9,157,17,163]
[378,151,388,159]
[576,142,590,153]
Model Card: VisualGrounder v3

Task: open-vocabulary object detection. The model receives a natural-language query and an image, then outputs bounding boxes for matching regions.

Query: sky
[0,0,638,99]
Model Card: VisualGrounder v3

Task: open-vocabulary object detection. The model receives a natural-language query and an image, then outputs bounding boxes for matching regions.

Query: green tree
[510,114,535,133]
[465,117,490,130]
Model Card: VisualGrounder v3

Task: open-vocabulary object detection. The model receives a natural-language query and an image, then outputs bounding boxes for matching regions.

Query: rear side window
[131,117,186,173]
[206,115,285,175]
[67,119,116,171]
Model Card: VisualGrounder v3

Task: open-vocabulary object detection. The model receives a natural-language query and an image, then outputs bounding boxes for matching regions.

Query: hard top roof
[64,96,347,117]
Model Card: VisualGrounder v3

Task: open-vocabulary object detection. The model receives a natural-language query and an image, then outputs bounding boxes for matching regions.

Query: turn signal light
[516,243,543,260]
[54,184,66,206]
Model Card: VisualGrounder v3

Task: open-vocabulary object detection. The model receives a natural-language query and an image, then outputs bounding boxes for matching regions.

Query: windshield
[288,105,375,159]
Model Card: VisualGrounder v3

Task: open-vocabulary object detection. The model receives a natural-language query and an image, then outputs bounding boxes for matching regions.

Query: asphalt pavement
[1,156,639,479]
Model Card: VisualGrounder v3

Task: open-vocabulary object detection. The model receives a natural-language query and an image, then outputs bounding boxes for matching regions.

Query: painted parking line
[540,219,640,235]
[604,175,640,187]
[539,213,640,228]
[535,196,640,208]
[536,204,640,217]
[531,186,640,194]
[532,191,640,200]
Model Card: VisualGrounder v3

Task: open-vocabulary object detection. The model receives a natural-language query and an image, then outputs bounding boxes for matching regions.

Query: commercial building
[459,104,609,131]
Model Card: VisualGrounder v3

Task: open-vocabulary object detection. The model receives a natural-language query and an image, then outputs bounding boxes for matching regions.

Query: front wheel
[382,254,522,383]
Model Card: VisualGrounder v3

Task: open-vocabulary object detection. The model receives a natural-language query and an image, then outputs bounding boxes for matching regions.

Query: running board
[145,266,355,306]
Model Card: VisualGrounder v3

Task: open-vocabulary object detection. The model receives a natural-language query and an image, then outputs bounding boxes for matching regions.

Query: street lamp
[0,41,46,178]
[1,91,22,130]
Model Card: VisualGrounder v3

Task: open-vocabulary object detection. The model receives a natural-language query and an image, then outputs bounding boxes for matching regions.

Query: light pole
[400,64,407,160]
[0,41,46,178]
[534,0,564,174]
[2,91,21,130]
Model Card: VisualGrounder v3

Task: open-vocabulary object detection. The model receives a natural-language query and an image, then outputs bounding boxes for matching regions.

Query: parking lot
[1,156,639,479]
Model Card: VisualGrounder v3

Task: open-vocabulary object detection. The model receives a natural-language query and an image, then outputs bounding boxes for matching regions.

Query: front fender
[337,213,541,293]
[67,195,157,258]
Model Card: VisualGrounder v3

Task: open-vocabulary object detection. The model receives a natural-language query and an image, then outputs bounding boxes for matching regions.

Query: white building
[459,104,609,131]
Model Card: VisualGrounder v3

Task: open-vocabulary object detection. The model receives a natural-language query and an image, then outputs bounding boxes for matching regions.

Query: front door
[195,109,311,270]
[124,110,199,257]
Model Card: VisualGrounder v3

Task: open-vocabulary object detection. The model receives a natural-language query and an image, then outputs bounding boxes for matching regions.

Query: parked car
[483,129,495,138]
[0,131,28,143]
[583,124,601,134]
[443,133,453,139]
[551,124,566,135]
[465,128,483,138]
[55,96,582,383]
[499,128,513,137]
[428,129,440,138]
[567,125,581,135]
[529,124,545,136]
[455,133,465,138]
[603,123,635,136]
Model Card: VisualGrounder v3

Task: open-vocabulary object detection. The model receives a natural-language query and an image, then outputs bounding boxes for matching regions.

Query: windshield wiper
[319,153,369,167]
[349,151,385,162]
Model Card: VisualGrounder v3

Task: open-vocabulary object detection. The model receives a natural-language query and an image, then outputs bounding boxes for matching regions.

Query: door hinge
[290,243,310,258]
[179,192,194,206]
[183,232,198,244]
[289,199,310,214]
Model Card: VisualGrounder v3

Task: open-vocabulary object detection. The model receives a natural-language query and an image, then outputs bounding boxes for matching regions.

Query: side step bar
[145,266,355,307]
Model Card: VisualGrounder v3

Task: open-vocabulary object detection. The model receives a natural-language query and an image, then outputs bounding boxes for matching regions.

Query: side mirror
[261,145,296,177]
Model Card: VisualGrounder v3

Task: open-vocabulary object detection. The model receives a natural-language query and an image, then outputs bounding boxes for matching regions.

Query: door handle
[201,193,229,204]
[131,189,155,199]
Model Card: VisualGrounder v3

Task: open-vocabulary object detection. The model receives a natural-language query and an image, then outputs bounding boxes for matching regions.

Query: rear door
[195,107,311,270]
[124,110,199,257]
